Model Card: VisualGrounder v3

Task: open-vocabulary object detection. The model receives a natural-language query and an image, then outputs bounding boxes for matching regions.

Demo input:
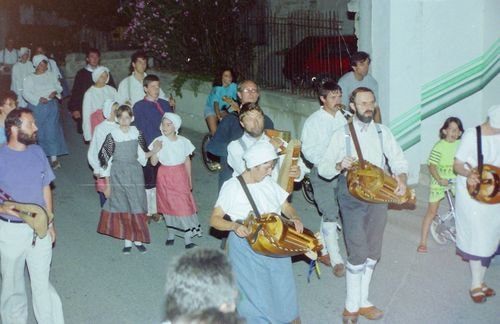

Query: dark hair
[439,117,464,139]
[349,86,375,105]
[239,102,264,121]
[0,90,17,107]
[86,48,101,57]
[130,51,148,72]
[115,105,133,119]
[165,249,237,321]
[143,74,160,88]
[212,67,236,87]
[350,51,371,67]
[318,81,342,105]
[5,108,32,141]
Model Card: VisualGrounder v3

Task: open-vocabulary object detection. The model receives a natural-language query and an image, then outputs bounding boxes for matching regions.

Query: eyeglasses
[242,88,259,94]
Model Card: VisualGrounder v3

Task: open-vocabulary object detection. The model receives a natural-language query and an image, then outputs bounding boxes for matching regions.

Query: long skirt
[157,164,200,236]
[97,143,150,243]
[228,232,299,323]
[29,99,68,157]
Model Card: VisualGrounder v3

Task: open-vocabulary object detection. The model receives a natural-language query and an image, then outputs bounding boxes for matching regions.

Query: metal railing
[241,9,356,98]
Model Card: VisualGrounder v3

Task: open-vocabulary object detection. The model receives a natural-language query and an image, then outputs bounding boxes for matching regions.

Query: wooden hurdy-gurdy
[243,212,323,260]
[345,122,415,205]
[347,160,416,205]
[467,164,500,204]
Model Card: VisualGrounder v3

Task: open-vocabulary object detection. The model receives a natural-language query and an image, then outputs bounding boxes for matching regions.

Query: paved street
[4,110,498,324]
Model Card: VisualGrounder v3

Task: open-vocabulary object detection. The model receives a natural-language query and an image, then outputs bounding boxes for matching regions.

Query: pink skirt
[97,211,150,243]
[156,164,197,216]
[90,109,105,137]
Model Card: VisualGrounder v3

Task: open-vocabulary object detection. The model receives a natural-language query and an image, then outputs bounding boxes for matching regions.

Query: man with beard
[318,87,408,323]
[227,102,304,183]
[206,80,274,190]
[0,108,64,324]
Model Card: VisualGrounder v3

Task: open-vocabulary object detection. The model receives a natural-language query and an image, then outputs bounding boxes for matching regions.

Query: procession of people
[0,38,498,324]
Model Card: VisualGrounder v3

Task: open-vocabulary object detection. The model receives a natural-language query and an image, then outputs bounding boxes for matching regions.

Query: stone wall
[64,51,318,138]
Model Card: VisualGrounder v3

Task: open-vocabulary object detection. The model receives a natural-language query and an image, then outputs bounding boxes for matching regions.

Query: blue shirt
[205,83,238,111]
[0,145,55,221]
[132,98,173,145]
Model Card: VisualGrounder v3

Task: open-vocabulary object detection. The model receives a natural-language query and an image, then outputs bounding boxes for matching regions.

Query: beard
[356,110,373,123]
[18,130,37,145]
[247,128,264,138]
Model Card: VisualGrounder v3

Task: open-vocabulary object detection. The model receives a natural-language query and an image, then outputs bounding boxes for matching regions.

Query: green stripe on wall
[391,38,499,149]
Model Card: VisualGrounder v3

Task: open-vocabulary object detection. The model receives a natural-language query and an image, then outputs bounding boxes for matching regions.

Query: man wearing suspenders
[319,87,408,323]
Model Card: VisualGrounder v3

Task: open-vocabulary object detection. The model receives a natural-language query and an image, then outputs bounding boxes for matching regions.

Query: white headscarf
[92,66,110,83]
[243,141,278,169]
[161,112,182,135]
[102,99,117,119]
[19,47,30,58]
[32,54,48,68]
[487,104,500,129]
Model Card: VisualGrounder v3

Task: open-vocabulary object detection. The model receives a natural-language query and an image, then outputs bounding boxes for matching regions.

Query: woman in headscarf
[22,54,68,169]
[453,104,500,304]
[210,141,305,323]
[82,66,117,142]
[149,112,201,248]
[10,47,34,108]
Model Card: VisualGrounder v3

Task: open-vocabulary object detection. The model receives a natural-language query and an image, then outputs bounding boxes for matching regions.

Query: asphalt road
[3,109,498,324]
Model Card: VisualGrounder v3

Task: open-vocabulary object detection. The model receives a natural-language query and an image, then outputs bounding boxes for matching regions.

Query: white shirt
[82,85,118,141]
[22,71,62,106]
[87,120,119,175]
[215,176,289,222]
[101,126,147,177]
[117,72,166,106]
[10,61,34,107]
[148,135,195,166]
[227,132,307,181]
[318,118,408,180]
[301,106,347,165]
[0,48,18,65]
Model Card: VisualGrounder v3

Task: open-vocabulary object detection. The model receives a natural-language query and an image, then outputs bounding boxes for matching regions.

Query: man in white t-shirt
[117,50,166,106]
[338,51,381,123]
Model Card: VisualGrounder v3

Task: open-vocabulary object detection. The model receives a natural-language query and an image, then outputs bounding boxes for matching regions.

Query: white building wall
[371,0,500,184]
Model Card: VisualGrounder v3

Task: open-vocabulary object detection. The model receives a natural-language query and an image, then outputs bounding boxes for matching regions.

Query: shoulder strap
[344,124,351,156]
[375,123,385,167]
[476,126,483,176]
[237,175,261,219]
[348,122,365,165]
[238,137,248,152]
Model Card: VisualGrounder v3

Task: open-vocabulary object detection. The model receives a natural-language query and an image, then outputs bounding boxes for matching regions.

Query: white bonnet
[19,47,30,58]
[92,66,110,83]
[243,141,278,169]
[32,54,48,68]
[102,99,118,119]
[161,112,182,134]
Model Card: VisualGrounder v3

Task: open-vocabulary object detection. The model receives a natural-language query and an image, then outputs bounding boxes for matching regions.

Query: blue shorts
[204,105,216,118]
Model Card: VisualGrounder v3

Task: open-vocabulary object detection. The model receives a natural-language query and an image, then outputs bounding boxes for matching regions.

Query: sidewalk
[6,111,498,324]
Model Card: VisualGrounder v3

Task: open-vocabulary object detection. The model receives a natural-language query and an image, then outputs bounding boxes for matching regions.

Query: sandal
[470,287,487,303]
[417,245,428,254]
[481,284,496,297]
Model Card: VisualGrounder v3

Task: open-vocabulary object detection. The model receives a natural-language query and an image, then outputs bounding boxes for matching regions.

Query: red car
[283,35,357,87]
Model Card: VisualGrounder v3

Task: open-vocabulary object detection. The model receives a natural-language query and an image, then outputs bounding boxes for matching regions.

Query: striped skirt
[97,211,150,243]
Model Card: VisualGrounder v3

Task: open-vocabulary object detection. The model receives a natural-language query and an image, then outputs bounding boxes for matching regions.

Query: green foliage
[120,0,255,83]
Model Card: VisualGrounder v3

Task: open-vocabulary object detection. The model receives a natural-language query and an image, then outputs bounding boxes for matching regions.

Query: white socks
[345,262,364,312]
[361,258,377,307]
[145,188,157,215]
[321,220,344,265]
[470,260,486,290]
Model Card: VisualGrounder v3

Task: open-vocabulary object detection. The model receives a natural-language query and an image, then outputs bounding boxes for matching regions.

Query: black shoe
[165,239,175,246]
[122,247,132,254]
[135,244,147,254]
[185,243,197,249]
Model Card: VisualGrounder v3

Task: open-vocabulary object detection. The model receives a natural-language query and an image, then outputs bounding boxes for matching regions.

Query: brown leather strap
[348,122,365,165]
